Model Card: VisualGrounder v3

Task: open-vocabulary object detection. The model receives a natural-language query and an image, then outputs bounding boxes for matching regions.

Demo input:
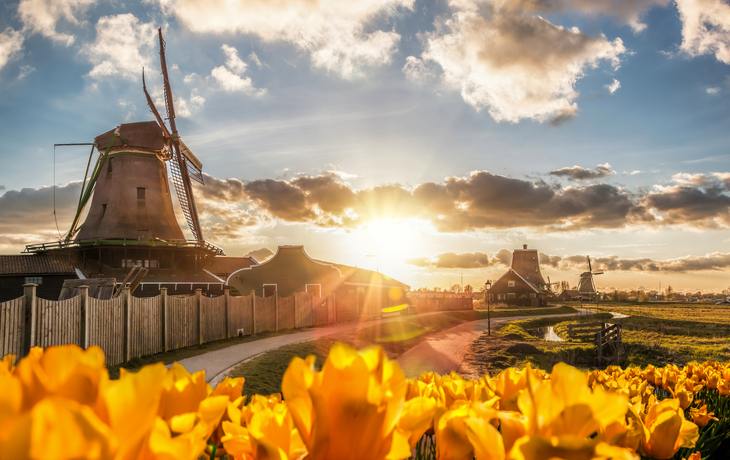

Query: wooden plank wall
[229,295,253,337]
[278,295,295,330]
[167,295,198,350]
[295,292,313,328]
[312,296,328,326]
[255,295,276,333]
[201,296,226,343]
[88,296,125,367]
[129,296,163,359]
[36,297,82,348]
[0,296,25,358]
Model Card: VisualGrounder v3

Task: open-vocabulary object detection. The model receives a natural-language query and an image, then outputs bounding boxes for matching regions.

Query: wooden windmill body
[577,256,603,300]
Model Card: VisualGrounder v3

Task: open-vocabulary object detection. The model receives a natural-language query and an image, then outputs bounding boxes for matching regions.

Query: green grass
[227,307,580,397]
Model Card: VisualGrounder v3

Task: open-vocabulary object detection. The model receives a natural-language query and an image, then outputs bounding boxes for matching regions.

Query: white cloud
[707,86,721,94]
[17,65,35,79]
[158,0,414,78]
[676,0,730,64]
[249,51,264,68]
[0,29,24,72]
[606,78,621,94]
[221,44,248,74]
[209,44,266,95]
[17,0,96,46]
[84,14,157,81]
[421,5,627,123]
[154,90,205,118]
[183,72,199,83]
[402,56,435,83]
[623,170,644,175]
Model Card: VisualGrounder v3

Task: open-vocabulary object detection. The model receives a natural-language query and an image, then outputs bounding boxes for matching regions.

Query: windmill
[545,276,559,293]
[62,28,206,244]
[577,256,603,299]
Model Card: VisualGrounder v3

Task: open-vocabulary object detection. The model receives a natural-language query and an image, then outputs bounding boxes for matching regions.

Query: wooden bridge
[567,322,623,366]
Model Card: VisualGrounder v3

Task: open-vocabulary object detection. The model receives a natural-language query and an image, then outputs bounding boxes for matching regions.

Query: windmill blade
[179,140,204,185]
[593,271,604,275]
[157,27,204,242]
[142,69,172,142]
[587,256,592,273]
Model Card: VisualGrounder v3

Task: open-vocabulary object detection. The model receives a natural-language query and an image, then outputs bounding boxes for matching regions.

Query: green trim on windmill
[64,133,119,243]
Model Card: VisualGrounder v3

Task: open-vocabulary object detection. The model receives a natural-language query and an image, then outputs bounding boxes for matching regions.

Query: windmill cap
[523,244,527,249]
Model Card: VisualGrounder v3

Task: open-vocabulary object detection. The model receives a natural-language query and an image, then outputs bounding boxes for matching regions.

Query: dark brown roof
[0,255,77,275]
[510,247,546,286]
[327,263,410,290]
[203,256,257,276]
[101,268,221,284]
[94,121,166,153]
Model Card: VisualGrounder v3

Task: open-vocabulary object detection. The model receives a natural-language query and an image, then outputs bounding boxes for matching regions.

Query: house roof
[492,268,549,295]
[559,289,584,298]
[0,254,78,275]
[101,268,222,284]
[203,256,257,276]
[510,247,546,286]
[328,263,410,290]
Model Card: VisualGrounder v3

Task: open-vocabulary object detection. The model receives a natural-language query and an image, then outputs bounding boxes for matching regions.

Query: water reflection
[529,326,564,342]
[608,311,629,319]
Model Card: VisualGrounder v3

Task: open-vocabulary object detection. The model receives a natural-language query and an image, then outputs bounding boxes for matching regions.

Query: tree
[665,285,675,300]
[463,284,474,293]
[449,284,462,293]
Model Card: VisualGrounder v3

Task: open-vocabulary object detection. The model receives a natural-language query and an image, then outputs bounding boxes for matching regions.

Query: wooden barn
[556,289,586,302]
[489,244,551,307]
[226,246,410,322]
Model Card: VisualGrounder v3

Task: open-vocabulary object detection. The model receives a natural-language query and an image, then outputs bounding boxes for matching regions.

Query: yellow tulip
[211,377,246,402]
[509,436,638,460]
[435,401,475,460]
[14,345,108,411]
[281,344,411,460]
[1,396,116,460]
[0,373,23,451]
[398,396,437,447]
[1,353,15,374]
[158,363,209,421]
[686,451,702,460]
[689,405,718,428]
[638,398,698,459]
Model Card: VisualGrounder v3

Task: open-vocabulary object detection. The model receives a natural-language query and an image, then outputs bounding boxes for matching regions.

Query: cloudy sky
[2,0,730,293]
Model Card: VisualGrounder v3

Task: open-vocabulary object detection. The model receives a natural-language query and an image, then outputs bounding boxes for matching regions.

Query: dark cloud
[549,163,615,181]
[406,249,513,269]
[642,186,730,227]
[246,247,274,263]
[406,252,491,269]
[409,248,730,274]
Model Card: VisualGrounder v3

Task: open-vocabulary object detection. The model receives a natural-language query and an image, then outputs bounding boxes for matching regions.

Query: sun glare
[361,219,418,257]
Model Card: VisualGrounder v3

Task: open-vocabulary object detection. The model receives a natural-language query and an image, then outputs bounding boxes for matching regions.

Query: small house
[226,246,410,322]
[488,244,551,307]
[556,289,586,302]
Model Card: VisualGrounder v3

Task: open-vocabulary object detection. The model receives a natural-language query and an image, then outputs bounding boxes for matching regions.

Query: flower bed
[1,344,729,460]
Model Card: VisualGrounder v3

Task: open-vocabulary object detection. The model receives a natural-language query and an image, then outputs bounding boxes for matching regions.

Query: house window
[101,204,107,218]
[498,294,505,300]
[137,188,146,200]
[508,280,515,287]
[306,284,321,297]
[25,276,42,285]
[138,230,149,241]
[107,158,114,174]
[263,284,277,297]
[507,293,516,299]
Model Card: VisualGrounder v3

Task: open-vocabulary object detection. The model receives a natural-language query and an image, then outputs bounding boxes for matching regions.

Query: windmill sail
[157,28,204,242]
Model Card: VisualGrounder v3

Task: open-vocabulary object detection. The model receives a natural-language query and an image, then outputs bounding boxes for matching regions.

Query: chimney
[523,244,527,249]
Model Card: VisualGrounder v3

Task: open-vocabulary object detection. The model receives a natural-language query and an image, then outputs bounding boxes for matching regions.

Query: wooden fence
[408,292,474,312]
[0,284,338,366]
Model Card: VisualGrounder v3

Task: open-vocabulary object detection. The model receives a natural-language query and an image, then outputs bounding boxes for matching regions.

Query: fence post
[595,330,602,366]
[161,287,168,352]
[275,292,279,332]
[251,290,257,336]
[310,293,314,326]
[333,293,337,324]
[21,284,37,357]
[123,287,131,363]
[224,287,231,339]
[326,294,330,325]
[196,289,203,345]
[79,285,89,349]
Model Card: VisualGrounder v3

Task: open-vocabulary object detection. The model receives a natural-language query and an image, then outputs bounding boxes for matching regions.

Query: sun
[359,219,420,261]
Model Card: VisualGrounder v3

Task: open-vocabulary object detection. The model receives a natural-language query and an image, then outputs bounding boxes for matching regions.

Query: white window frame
[263,284,277,297]
[25,276,43,285]
[305,284,321,297]
[508,280,515,287]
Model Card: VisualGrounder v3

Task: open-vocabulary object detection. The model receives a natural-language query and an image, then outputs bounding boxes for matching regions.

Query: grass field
[468,302,730,373]
[227,306,578,396]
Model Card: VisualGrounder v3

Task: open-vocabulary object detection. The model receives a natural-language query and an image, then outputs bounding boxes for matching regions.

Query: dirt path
[396,310,592,378]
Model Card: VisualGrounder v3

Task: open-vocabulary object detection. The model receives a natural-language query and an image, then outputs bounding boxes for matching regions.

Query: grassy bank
[228,307,579,396]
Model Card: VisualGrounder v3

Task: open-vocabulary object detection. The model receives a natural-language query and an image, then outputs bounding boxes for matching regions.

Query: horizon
[2,0,730,292]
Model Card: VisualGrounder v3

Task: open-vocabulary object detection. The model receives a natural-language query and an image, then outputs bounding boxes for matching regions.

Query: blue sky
[2,0,730,292]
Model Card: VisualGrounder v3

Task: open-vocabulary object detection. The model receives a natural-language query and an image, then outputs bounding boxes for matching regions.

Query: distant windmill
[546,276,559,293]
[577,256,603,299]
